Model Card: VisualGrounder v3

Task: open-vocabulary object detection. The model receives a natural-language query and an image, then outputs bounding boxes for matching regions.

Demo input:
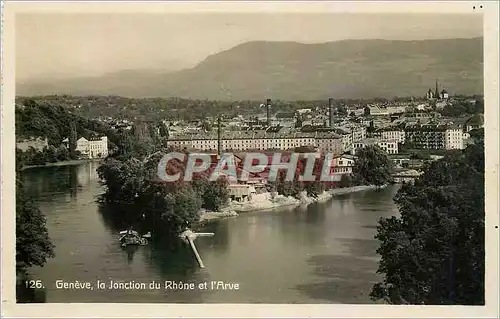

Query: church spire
[435,79,439,98]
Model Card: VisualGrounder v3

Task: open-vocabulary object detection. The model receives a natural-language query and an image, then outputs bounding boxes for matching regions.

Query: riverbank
[21,159,102,170]
[199,184,386,223]
[199,210,239,222]
[329,184,384,196]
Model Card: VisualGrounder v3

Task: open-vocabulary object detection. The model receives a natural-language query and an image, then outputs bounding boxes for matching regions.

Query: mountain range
[17,37,483,100]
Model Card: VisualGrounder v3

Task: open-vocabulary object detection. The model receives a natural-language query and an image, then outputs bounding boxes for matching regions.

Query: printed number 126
[25,280,44,289]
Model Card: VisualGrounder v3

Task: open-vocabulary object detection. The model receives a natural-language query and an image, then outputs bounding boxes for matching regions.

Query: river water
[22,162,400,304]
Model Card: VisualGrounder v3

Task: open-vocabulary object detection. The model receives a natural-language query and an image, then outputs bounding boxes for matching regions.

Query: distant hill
[17,37,483,100]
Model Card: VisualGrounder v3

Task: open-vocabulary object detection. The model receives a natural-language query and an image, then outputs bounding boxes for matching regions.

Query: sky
[16,13,483,81]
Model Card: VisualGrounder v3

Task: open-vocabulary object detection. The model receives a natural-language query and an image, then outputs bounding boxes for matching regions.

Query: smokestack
[266,98,271,126]
[217,116,222,158]
[328,98,334,128]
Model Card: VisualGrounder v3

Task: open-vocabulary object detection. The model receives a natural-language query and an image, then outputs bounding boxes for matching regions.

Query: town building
[16,137,48,152]
[69,136,109,159]
[331,154,357,174]
[445,124,465,150]
[373,127,406,144]
[426,89,435,100]
[464,114,484,132]
[352,138,399,155]
[403,122,467,150]
[426,80,448,100]
[440,90,449,99]
[332,128,353,153]
[227,184,257,202]
[167,131,344,155]
[404,123,448,150]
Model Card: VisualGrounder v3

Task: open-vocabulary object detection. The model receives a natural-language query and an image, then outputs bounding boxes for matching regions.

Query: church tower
[435,80,439,99]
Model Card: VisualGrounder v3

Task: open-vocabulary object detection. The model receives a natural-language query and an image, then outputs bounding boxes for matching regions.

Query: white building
[350,125,367,143]
[333,125,366,153]
[440,90,449,99]
[352,138,399,155]
[375,128,405,144]
[296,108,312,114]
[367,106,406,116]
[333,128,353,153]
[73,136,109,159]
[331,154,357,174]
[445,125,465,150]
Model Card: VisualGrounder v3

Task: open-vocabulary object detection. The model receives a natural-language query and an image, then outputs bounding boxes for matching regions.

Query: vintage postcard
[1,1,498,318]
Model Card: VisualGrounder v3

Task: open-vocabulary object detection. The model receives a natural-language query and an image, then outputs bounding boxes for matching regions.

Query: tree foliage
[16,171,55,271]
[16,99,117,147]
[339,173,353,188]
[272,155,335,198]
[16,145,71,166]
[192,176,230,212]
[371,139,484,305]
[353,145,393,186]
[97,148,230,236]
[439,97,484,117]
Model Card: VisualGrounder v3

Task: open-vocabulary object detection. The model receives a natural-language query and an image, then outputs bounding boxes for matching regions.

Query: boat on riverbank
[119,229,149,247]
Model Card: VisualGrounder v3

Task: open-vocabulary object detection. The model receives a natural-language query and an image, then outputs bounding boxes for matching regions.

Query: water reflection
[196,221,230,254]
[274,205,328,247]
[22,163,99,201]
[123,245,138,264]
[97,202,130,234]
[97,200,212,299]
[294,253,382,304]
[69,166,78,199]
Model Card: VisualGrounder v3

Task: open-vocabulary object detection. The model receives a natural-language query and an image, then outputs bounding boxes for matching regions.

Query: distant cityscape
[16,83,483,185]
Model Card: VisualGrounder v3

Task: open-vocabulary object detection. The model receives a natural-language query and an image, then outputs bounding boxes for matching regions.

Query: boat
[119,229,149,247]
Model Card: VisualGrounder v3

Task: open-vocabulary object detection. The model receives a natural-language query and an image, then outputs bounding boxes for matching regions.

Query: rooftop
[169,131,342,140]
[465,114,484,126]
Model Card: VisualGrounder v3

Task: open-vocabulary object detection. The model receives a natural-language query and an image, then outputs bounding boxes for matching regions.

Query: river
[22,162,400,304]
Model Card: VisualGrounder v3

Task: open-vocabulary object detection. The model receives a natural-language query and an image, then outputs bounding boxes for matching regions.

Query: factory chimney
[266,99,271,126]
[328,98,334,128]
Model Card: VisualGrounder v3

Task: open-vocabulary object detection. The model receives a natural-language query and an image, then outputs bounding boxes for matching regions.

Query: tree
[409,151,429,160]
[16,176,55,271]
[55,145,70,161]
[274,157,306,198]
[161,186,202,234]
[469,128,484,142]
[303,156,327,197]
[158,121,169,138]
[339,174,353,188]
[97,148,230,236]
[68,121,78,159]
[201,121,212,132]
[295,117,303,128]
[337,105,348,117]
[44,146,58,163]
[192,176,230,212]
[353,145,393,186]
[371,140,484,305]
[364,106,371,116]
[16,166,55,302]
